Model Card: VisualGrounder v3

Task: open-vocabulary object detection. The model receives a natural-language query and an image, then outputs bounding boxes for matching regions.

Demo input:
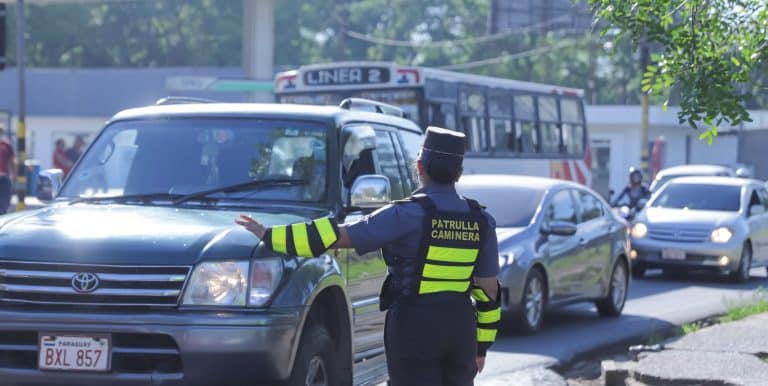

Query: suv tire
[285,323,338,386]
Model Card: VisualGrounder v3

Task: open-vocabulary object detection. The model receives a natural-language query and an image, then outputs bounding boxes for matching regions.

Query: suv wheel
[730,243,752,284]
[286,324,337,386]
[516,269,546,334]
[596,259,628,317]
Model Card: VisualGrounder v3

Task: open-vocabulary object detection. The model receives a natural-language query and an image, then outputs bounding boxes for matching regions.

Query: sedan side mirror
[36,169,63,202]
[349,175,391,209]
[749,204,765,217]
[541,221,578,237]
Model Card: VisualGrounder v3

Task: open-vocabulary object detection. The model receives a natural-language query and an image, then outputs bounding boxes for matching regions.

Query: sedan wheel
[597,260,628,317]
[730,243,752,284]
[516,269,546,334]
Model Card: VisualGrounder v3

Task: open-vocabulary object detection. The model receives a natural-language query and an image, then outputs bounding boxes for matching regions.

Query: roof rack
[155,97,217,106]
[339,98,404,118]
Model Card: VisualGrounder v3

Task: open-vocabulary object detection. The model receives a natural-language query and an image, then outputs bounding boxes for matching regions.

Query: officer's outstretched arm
[471,276,502,358]
[237,215,352,256]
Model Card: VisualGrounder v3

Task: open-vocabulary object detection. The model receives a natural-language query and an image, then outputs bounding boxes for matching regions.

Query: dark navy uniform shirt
[346,184,500,278]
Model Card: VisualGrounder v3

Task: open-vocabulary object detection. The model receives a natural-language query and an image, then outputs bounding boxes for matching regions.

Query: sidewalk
[602,312,768,386]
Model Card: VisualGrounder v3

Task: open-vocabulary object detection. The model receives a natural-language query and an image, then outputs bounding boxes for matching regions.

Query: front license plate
[38,334,110,372]
[662,249,686,260]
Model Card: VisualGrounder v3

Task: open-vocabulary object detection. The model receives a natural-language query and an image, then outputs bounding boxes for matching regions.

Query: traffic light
[0,4,6,71]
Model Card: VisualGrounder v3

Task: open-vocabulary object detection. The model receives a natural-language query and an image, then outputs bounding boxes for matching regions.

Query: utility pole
[15,0,26,211]
[639,40,650,178]
[241,0,274,102]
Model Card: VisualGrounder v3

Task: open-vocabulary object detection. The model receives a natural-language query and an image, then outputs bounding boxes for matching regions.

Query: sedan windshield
[650,183,742,212]
[60,119,329,203]
[457,185,544,227]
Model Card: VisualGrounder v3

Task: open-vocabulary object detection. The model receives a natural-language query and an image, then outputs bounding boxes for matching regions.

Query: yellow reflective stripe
[426,246,479,264]
[314,218,338,248]
[477,328,497,343]
[291,223,312,257]
[422,263,474,280]
[418,280,470,295]
[471,288,490,302]
[477,308,501,324]
[272,226,288,254]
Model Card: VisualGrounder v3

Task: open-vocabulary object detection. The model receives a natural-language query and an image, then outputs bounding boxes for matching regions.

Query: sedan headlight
[711,227,733,244]
[182,259,283,307]
[631,223,648,239]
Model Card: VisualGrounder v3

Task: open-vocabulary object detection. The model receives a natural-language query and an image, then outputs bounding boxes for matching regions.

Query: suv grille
[0,261,190,307]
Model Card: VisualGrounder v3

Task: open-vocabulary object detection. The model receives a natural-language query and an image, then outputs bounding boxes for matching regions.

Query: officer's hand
[236,215,267,238]
[476,356,486,374]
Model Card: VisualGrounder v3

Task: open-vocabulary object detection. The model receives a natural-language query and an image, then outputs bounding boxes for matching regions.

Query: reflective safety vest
[380,194,487,305]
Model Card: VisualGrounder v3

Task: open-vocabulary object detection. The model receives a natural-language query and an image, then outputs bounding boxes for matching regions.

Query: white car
[649,164,735,192]
[630,176,768,282]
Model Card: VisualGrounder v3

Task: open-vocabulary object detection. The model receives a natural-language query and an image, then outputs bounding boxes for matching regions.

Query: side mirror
[735,167,752,178]
[619,206,631,219]
[541,221,577,237]
[749,204,765,217]
[349,175,391,209]
[36,169,63,202]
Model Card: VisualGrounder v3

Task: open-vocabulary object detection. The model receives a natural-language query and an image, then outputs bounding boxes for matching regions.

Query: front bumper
[630,237,742,272]
[0,305,301,386]
[498,264,527,314]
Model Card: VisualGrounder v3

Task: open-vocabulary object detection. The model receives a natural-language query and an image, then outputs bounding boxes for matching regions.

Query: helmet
[629,167,643,183]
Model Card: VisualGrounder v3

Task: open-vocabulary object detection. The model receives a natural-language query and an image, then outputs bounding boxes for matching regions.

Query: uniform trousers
[385,293,477,386]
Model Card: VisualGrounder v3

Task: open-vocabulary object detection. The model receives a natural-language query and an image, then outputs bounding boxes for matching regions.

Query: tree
[588,0,768,142]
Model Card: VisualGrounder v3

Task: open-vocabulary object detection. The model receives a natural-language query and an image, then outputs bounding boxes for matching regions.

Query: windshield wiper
[69,193,185,205]
[172,178,305,206]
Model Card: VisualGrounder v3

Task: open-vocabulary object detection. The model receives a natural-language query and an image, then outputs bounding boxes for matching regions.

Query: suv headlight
[182,259,283,307]
[711,227,733,243]
[631,223,648,239]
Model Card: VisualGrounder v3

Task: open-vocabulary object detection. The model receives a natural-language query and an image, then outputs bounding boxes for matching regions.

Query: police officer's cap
[421,127,465,157]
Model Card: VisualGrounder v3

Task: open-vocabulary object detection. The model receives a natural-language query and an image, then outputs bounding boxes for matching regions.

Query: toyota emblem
[71,273,100,293]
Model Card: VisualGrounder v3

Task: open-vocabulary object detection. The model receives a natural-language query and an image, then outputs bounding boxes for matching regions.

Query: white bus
[274,61,591,186]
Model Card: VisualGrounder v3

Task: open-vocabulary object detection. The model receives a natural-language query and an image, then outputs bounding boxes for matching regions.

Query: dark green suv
[0,99,423,386]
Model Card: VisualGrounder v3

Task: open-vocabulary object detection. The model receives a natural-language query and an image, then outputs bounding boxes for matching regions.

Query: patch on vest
[430,219,481,242]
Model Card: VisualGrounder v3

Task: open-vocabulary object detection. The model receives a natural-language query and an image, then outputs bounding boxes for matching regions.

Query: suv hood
[0,203,314,265]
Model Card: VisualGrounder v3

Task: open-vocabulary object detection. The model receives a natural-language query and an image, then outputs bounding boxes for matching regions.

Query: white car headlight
[631,223,648,239]
[182,259,284,307]
[182,261,250,306]
[711,227,733,243]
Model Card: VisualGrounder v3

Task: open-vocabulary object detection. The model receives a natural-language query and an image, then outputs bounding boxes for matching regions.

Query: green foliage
[5,0,242,67]
[721,298,768,323]
[589,0,768,132]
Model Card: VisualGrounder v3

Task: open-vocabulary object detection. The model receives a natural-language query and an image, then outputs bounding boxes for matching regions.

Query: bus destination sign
[304,67,390,86]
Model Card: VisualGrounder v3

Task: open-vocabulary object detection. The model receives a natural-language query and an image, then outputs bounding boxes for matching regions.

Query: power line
[439,40,577,70]
[344,14,573,48]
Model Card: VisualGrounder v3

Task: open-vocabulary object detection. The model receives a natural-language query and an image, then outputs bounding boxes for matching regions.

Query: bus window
[538,97,561,154]
[563,123,584,154]
[428,103,457,131]
[513,95,535,121]
[491,119,515,153]
[462,116,488,152]
[561,99,583,123]
[516,121,538,153]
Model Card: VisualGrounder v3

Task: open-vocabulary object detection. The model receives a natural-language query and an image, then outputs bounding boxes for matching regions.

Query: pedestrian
[53,138,73,177]
[237,127,501,386]
[0,127,15,214]
[66,135,86,165]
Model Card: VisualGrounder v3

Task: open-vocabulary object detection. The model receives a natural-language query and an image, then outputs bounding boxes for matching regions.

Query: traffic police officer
[237,127,501,386]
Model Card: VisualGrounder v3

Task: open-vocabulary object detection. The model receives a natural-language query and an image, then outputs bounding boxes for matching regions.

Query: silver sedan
[630,176,768,282]
[457,175,631,333]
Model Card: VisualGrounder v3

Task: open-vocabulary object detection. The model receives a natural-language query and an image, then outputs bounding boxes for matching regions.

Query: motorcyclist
[612,167,650,209]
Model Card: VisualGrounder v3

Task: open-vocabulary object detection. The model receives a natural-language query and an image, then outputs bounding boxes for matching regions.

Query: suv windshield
[650,183,742,212]
[60,118,329,203]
